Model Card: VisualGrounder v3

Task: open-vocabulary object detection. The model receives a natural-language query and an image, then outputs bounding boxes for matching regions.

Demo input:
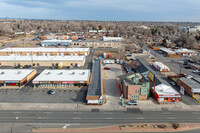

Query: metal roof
[87,59,102,97]
[0,69,35,81]
[179,78,200,89]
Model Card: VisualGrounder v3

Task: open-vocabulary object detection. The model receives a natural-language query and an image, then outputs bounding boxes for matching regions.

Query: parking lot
[0,86,87,103]
[103,64,123,107]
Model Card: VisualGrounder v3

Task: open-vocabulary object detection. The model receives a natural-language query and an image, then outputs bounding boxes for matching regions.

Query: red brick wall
[177,79,193,96]
[127,85,141,100]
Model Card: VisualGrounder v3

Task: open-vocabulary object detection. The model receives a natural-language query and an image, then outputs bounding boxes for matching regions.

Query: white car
[193,70,200,73]
[186,75,193,79]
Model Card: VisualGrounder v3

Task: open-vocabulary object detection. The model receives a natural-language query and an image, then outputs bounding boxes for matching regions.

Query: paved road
[0,110,200,124]
[0,110,200,132]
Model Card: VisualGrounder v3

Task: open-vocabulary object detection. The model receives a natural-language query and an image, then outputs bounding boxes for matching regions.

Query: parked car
[104,67,111,70]
[178,61,184,64]
[185,65,191,69]
[186,75,193,79]
[48,89,56,95]
[193,70,200,73]
[127,100,137,105]
[170,81,176,86]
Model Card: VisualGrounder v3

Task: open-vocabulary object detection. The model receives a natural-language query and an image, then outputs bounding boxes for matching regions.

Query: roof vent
[46,72,51,75]
[58,72,63,75]
[0,72,4,75]
[18,71,21,74]
[71,72,75,75]
[82,72,85,75]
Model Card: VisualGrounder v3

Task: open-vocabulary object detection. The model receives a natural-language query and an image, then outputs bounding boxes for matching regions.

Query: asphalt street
[0,110,200,124]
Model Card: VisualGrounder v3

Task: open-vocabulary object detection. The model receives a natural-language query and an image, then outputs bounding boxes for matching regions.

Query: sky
[0,0,200,22]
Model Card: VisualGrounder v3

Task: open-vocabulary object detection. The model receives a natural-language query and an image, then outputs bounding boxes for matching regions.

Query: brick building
[119,73,150,100]
[177,78,200,96]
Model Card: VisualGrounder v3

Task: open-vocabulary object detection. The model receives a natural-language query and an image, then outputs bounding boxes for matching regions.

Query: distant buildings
[174,48,198,56]
[103,36,123,42]
[0,47,90,56]
[41,40,72,46]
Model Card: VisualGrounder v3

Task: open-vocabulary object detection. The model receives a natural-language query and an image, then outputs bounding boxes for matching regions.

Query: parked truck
[58,63,63,69]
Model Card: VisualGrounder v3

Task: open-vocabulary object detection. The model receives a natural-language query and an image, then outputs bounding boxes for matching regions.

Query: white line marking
[105,117,113,119]
[43,112,52,114]
[163,112,171,114]
[13,112,21,114]
[136,117,144,119]
[74,112,82,114]
[167,117,175,119]
[72,117,81,120]
[104,112,113,114]
[192,112,200,115]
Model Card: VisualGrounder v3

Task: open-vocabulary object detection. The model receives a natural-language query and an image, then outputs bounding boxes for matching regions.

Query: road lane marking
[167,117,175,119]
[74,112,82,114]
[38,117,48,120]
[163,112,171,114]
[105,117,113,119]
[72,117,81,120]
[13,112,21,114]
[104,112,113,114]
[192,112,200,115]
[136,117,144,119]
[43,112,52,114]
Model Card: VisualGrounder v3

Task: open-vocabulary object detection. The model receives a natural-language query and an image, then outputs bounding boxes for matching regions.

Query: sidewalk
[0,101,199,111]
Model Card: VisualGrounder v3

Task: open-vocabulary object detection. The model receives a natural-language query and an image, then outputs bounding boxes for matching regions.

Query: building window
[135,90,139,93]
[164,98,168,100]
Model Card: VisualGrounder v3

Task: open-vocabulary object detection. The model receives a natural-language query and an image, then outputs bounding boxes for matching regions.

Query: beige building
[72,41,122,48]
[0,56,86,67]
[0,69,36,88]
[32,69,91,89]
[0,47,90,56]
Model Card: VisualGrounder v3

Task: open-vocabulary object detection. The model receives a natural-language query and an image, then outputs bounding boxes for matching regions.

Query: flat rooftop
[159,48,175,53]
[154,84,180,96]
[87,60,101,97]
[174,48,197,53]
[0,47,89,52]
[33,69,90,82]
[41,40,72,43]
[0,69,35,81]
[0,56,85,61]
[179,78,200,90]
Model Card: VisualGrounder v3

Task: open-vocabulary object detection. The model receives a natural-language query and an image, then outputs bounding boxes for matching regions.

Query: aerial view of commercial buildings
[0,0,200,133]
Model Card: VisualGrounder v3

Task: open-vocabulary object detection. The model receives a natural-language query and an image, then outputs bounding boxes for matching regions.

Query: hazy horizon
[0,0,200,22]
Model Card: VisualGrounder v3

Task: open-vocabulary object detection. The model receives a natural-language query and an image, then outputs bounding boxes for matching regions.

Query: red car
[104,67,111,70]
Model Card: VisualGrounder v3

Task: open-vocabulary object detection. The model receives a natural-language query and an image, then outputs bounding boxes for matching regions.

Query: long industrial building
[0,47,90,56]
[32,69,90,88]
[0,69,36,88]
[41,40,72,46]
[86,59,103,104]
[0,56,86,67]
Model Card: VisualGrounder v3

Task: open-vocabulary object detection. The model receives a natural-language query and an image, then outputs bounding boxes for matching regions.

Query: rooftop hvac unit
[82,72,85,75]
[18,71,21,74]
[46,72,51,75]
[0,72,4,75]
[58,72,63,75]
[71,72,75,75]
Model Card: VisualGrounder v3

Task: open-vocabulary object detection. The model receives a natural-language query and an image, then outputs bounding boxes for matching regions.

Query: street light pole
[11,117,19,133]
